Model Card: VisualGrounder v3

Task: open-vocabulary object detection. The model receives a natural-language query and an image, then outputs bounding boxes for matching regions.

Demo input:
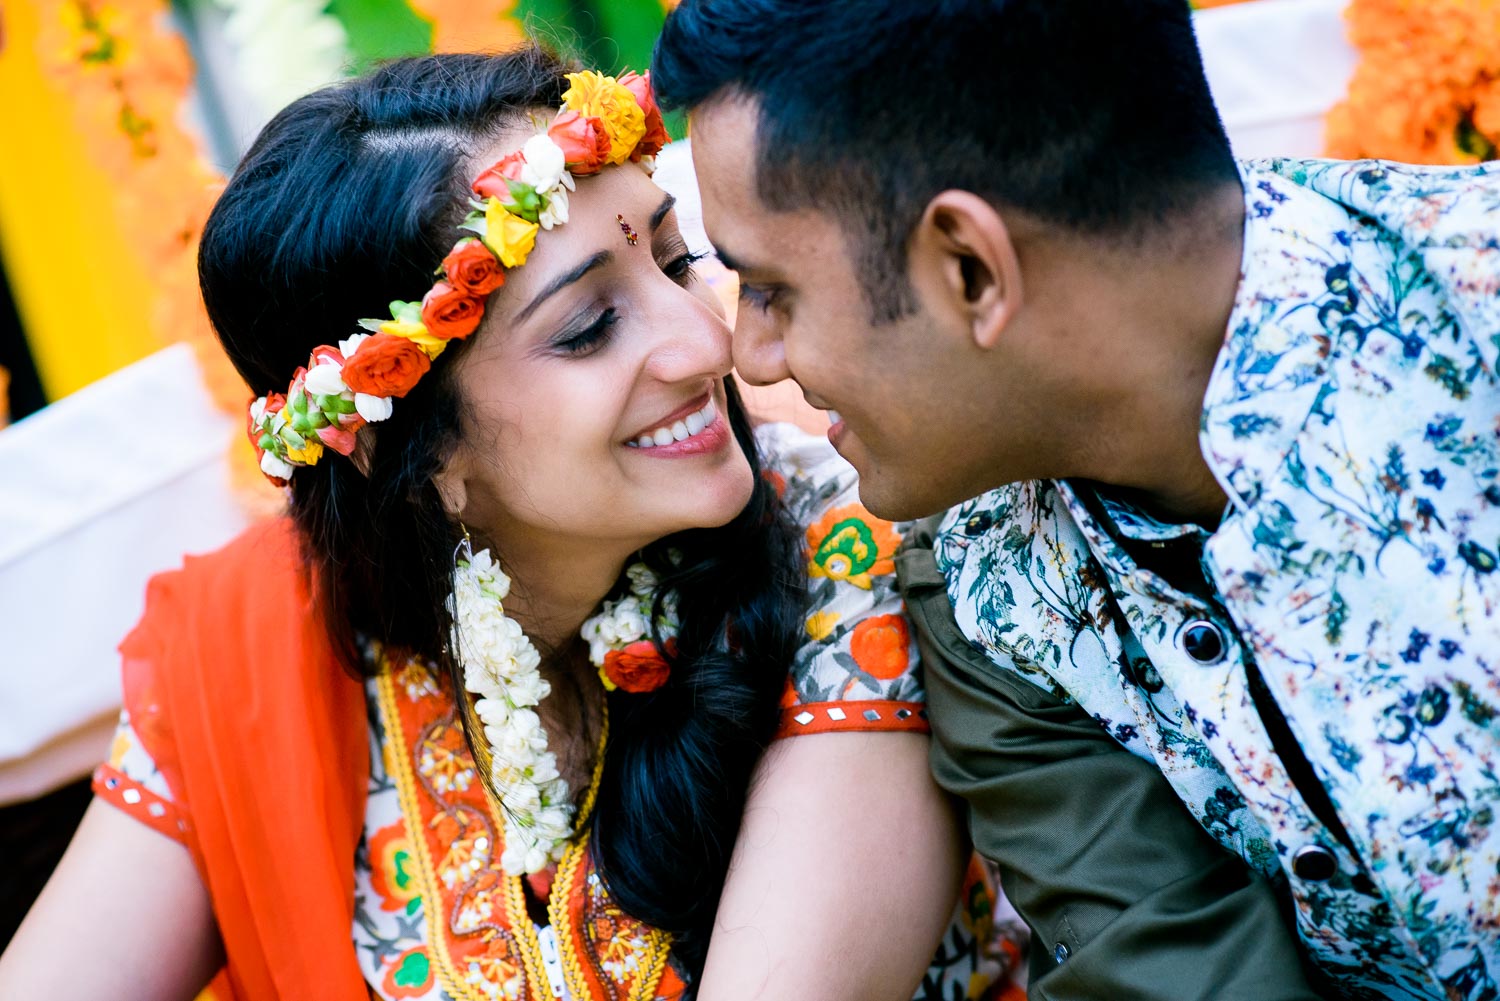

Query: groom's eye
[737,282,782,314]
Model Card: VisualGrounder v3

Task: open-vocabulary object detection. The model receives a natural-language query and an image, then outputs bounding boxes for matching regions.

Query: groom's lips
[826,410,848,451]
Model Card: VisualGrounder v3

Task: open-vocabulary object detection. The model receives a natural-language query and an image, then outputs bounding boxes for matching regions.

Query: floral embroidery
[382,946,436,999]
[806,503,900,590]
[937,158,1500,1000]
[369,822,422,915]
[849,614,911,681]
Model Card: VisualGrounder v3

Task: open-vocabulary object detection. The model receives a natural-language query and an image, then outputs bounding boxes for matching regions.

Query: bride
[0,47,1013,1000]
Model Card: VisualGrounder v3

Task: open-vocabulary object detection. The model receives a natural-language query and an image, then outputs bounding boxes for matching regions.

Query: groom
[655,1,1500,998]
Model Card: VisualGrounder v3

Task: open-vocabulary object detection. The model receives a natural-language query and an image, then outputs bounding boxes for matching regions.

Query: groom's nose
[730,306,791,387]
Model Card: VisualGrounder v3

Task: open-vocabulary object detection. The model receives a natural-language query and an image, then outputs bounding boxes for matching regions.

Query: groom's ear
[910,191,1021,351]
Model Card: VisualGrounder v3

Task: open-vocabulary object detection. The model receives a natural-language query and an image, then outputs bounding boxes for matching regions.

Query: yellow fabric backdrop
[0,0,163,399]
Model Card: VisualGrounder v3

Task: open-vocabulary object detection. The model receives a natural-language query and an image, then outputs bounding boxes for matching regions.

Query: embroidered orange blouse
[93,424,1013,1000]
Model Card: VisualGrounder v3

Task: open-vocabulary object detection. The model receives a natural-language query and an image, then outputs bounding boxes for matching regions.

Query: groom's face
[691,99,971,520]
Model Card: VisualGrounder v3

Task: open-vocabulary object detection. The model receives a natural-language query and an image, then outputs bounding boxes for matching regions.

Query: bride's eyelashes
[661,249,708,285]
[550,247,707,358]
[554,306,620,356]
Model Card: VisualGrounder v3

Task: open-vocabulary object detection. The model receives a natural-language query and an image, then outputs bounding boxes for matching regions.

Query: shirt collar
[1197,161,1372,516]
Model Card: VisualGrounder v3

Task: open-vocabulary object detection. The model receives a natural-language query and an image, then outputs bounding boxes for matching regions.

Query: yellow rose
[562,71,647,165]
[286,438,325,465]
[484,197,539,269]
[378,318,448,359]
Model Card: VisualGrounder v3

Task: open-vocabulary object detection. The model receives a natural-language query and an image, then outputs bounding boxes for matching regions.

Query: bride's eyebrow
[516,250,612,322]
[649,193,677,234]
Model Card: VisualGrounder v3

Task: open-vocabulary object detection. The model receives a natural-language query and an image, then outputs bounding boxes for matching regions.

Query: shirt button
[1292,844,1338,882]
[1053,942,1070,964]
[1178,619,1226,665]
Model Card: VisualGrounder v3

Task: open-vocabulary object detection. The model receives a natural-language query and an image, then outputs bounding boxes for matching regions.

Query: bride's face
[437,140,755,561]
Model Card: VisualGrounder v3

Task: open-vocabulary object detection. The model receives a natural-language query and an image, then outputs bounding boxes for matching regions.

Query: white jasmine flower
[538,186,569,230]
[354,393,393,422]
[260,451,296,479]
[626,563,659,597]
[303,362,347,396]
[520,134,567,191]
[339,332,370,358]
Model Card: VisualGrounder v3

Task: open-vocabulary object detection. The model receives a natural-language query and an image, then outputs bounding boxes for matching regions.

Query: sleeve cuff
[92,762,189,843]
[774,700,929,739]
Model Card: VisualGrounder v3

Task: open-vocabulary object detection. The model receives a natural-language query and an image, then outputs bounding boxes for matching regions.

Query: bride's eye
[555,307,619,356]
[661,249,707,286]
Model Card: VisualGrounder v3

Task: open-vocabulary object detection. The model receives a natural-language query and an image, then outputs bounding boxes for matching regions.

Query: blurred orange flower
[1327,0,1500,164]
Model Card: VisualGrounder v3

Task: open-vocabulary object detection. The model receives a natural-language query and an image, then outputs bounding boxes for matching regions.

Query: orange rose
[602,640,672,693]
[341,334,431,398]
[420,281,484,340]
[442,239,505,296]
[547,110,611,174]
[849,614,911,680]
[472,151,526,200]
[618,70,670,159]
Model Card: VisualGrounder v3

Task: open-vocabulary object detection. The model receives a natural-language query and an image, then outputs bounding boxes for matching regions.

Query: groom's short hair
[653,0,1239,321]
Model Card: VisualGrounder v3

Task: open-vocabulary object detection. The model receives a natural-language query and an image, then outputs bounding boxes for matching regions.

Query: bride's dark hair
[198,48,804,981]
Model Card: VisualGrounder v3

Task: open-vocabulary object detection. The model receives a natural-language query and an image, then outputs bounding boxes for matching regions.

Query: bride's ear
[432,452,470,519]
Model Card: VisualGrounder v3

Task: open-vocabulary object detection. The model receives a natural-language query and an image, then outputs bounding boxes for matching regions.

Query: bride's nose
[641,292,733,384]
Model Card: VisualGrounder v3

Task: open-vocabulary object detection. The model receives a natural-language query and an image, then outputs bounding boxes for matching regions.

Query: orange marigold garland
[403,0,525,54]
[1327,0,1500,164]
[35,0,259,482]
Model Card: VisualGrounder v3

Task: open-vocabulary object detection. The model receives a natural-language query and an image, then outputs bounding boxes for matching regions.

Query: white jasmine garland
[448,544,683,874]
[447,541,573,875]
[579,562,680,671]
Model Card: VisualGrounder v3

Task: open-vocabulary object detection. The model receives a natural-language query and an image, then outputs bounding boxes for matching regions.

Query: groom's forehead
[689,99,775,258]
[688,97,762,208]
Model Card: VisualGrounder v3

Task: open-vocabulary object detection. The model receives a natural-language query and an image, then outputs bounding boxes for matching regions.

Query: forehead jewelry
[616,214,639,246]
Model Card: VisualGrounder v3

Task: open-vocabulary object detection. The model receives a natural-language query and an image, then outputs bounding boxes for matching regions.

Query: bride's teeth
[827,410,841,423]
[632,398,720,449]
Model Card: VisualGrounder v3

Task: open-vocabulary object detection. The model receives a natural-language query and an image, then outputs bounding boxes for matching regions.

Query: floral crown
[247,69,671,484]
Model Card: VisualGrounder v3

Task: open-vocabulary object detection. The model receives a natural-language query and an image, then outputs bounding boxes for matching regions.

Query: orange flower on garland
[849,614,912,681]
[806,504,901,590]
[1326,0,1500,164]
[602,639,674,693]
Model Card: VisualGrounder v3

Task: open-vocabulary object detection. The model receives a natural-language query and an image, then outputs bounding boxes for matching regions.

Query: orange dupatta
[120,519,370,1000]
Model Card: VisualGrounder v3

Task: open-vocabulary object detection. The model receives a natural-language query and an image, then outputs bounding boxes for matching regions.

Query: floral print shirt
[935,159,1500,999]
[96,423,1020,1001]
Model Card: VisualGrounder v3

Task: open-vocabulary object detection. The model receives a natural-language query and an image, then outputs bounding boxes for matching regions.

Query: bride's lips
[624,393,731,458]
[627,393,712,442]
